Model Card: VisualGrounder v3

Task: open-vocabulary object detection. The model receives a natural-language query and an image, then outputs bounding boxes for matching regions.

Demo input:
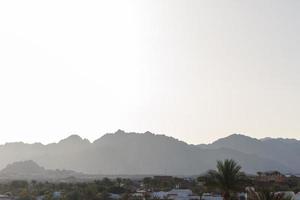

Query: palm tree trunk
[223,191,230,200]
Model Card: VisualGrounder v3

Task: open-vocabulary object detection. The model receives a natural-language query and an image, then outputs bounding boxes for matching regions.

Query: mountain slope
[0,160,84,180]
[206,134,300,173]
[0,131,296,175]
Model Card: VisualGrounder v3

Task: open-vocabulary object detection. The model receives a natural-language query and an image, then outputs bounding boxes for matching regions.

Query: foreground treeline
[0,178,137,200]
[0,159,299,200]
[197,159,300,200]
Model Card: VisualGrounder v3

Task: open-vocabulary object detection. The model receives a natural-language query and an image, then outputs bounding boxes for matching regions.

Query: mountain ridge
[0,160,86,181]
[0,131,298,176]
[2,132,299,146]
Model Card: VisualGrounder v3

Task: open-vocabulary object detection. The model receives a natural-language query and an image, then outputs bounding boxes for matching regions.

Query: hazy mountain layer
[201,134,300,173]
[0,131,297,175]
[0,160,84,181]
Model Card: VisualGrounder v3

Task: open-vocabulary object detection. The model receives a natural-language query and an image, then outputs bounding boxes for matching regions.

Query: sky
[0,0,299,145]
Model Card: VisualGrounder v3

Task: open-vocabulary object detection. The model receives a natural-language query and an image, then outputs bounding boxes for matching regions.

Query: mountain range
[0,160,85,181]
[0,130,299,176]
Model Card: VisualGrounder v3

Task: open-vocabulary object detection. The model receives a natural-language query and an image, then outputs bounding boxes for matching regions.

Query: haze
[0,0,299,145]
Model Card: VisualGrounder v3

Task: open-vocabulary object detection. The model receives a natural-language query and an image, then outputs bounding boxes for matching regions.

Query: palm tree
[247,188,294,200]
[116,177,122,188]
[205,159,245,200]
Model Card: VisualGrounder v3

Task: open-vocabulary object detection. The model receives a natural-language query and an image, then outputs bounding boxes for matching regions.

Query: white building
[152,189,200,200]
[109,193,121,199]
[201,193,223,200]
[0,195,12,200]
[152,191,168,199]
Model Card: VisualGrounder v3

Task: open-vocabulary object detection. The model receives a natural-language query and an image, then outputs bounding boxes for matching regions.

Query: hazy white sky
[0,0,299,144]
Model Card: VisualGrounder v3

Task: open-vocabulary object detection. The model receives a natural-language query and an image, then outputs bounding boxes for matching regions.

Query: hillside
[204,134,300,173]
[0,160,85,181]
[0,131,297,176]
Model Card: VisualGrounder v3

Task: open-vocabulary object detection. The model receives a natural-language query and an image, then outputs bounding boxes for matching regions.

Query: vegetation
[0,178,135,200]
[247,189,294,200]
[0,159,299,200]
[202,159,247,200]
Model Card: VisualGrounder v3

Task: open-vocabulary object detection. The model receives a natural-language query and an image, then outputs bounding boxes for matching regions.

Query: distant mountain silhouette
[203,134,300,173]
[0,131,297,176]
[0,160,84,180]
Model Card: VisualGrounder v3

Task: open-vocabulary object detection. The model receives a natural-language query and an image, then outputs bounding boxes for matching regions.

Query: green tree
[116,178,122,188]
[205,159,245,200]
[248,189,294,200]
